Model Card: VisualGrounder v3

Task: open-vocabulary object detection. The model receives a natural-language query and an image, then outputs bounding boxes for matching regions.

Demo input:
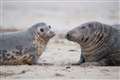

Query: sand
[0,39,120,80]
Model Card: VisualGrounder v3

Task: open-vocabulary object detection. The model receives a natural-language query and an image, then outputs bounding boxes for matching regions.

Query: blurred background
[0,1,120,79]
[0,0,119,33]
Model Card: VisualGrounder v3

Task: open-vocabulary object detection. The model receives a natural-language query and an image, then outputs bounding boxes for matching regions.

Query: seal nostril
[67,34,69,37]
[49,25,51,29]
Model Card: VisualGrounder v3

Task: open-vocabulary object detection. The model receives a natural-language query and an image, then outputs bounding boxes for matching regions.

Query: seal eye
[40,28,44,32]
[81,26,86,29]
[49,25,51,29]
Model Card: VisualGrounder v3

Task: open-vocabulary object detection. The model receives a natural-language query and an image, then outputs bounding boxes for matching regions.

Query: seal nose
[66,33,70,37]
[51,31,56,36]
[49,30,56,37]
[66,33,71,39]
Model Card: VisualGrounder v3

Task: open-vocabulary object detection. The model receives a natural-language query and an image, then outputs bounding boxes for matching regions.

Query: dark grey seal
[66,21,120,66]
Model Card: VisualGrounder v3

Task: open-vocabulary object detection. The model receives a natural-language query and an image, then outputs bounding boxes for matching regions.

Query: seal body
[0,23,55,65]
[66,21,120,66]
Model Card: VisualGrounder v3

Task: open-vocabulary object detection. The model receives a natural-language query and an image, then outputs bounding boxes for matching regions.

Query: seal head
[29,22,55,41]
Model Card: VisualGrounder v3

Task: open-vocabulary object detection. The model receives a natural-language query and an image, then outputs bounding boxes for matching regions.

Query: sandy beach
[0,39,119,80]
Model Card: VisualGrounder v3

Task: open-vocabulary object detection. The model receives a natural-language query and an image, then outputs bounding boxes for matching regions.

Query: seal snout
[66,33,70,38]
[49,30,56,37]
[65,32,72,40]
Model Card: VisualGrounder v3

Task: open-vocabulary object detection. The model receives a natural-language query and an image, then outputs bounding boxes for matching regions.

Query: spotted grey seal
[66,21,120,66]
[0,22,55,65]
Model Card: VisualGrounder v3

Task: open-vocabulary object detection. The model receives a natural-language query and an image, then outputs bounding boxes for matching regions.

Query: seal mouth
[49,31,56,38]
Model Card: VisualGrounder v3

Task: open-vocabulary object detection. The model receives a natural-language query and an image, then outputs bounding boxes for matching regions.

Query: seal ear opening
[88,24,93,28]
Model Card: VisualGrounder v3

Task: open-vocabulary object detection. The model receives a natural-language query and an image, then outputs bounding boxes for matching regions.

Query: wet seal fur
[66,21,120,66]
[0,22,55,65]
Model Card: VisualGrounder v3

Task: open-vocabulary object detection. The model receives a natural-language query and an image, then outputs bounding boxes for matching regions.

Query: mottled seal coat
[66,21,120,66]
[0,22,55,65]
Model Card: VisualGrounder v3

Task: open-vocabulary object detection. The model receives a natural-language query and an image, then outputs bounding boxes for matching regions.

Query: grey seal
[66,21,120,66]
[0,22,55,65]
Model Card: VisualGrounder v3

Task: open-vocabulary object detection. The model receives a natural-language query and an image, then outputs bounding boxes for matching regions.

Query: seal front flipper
[72,53,85,65]
[79,53,85,64]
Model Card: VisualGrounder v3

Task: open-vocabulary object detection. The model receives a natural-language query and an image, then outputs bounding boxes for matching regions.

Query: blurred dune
[0,0,119,32]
